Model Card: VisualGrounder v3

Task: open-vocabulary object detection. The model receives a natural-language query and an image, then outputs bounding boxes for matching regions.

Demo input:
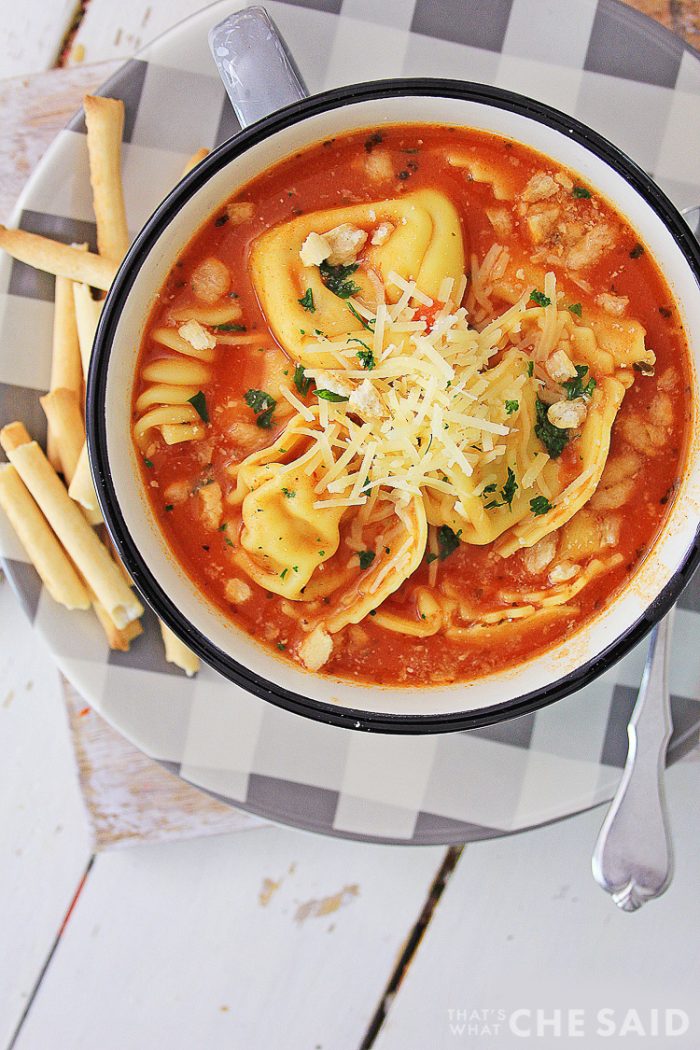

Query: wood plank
[0,62,121,222]
[373,762,700,1048]
[0,1,77,79]
[12,827,445,1050]
[0,583,92,1049]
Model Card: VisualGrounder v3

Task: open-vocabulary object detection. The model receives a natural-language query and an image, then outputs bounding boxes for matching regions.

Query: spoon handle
[592,614,674,910]
[209,6,308,131]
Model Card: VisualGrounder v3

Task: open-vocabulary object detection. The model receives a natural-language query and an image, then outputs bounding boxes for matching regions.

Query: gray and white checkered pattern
[1,0,699,844]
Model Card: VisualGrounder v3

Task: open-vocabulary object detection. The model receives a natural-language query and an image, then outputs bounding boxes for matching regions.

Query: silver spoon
[593,203,698,910]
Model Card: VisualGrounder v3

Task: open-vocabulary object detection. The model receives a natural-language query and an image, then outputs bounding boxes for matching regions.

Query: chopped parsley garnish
[535,398,570,458]
[281,487,296,499]
[426,552,438,564]
[165,504,174,512]
[218,522,228,531]
[315,389,350,402]
[298,287,316,312]
[293,363,312,396]
[319,259,361,299]
[505,399,519,415]
[630,243,645,259]
[572,186,591,199]
[364,131,383,153]
[347,302,375,331]
[481,483,497,496]
[530,495,553,516]
[143,457,153,469]
[244,388,276,428]
[529,289,551,308]
[187,390,209,423]
[568,302,582,317]
[358,550,375,570]
[277,642,286,651]
[563,364,596,401]
[355,345,376,369]
[437,524,462,561]
[224,537,234,548]
[527,360,534,378]
[280,568,288,580]
[213,323,246,332]
[484,467,518,511]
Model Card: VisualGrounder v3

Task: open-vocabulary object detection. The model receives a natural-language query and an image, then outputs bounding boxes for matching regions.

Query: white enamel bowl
[87,80,700,733]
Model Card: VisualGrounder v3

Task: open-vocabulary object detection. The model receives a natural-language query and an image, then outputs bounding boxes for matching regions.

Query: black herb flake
[426,552,438,564]
[535,398,569,459]
[629,243,645,259]
[315,389,350,403]
[293,364,312,397]
[572,186,591,199]
[214,322,246,332]
[397,170,410,181]
[529,289,551,308]
[364,131,383,153]
[505,399,519,415]
[568,302,582,317]
[298,288,316,313]
[214,213,229,227]
[218,523,228,532]
[319,260,361,299]
[659,306,672,318]
[563,364,596,401]
[358,550,375,570]
[224,537,234,548]
[143,457,154,469]
[244,388,276,428]
[530,495,553,516]
[348,302,375,331]
[187,390,209,423]
[527,360,534,378]
[165,504,174,512]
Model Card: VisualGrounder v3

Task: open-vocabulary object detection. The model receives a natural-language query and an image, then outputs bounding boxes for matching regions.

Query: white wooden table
[2,4,699,1048]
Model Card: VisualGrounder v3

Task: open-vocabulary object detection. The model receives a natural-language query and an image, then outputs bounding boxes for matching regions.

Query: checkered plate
[1,0,699,844]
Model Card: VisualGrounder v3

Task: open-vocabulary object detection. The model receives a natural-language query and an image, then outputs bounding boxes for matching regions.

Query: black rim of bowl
[87,77,700,734]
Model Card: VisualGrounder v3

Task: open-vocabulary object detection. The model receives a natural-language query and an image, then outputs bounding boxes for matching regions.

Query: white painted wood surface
[0,582,92,1049]
[12,826,445,1050]
[0,0,76,79]
[374,762,700,1050]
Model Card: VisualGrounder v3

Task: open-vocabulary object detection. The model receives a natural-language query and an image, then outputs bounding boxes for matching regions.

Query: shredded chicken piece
[325,223,368,265]
[546,349,578,383]
[485,207,513,239]
[526,205,561,244]
[548,398,588,429]
[349,379,384,420]
[370,221,395,246]
[565,224,615,270]
[199,481,223,530]
[549,561,580,585]
[190,256,230,303]
[365,150,393,182]
[595,291,629,316]
[178,319,216,351]
[226,201,255,224]
[657,366,679,392]
[298,626,333,671]
[521,171,559,203]
[163,479,191,504]
[225,578,252,604]
[522,534,558,575]
[554,171,574,192]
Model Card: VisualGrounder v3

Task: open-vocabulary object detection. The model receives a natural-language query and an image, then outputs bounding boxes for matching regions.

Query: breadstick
[93,595,143,651]
[0,226,117,291]
[73,282,104,377]
[181,148,209,177]
[0,423,143,628]
[48,273,84,467]
[83,95,130,262]
[40,389,84,483]
[0,463,90,610]
[68,443,103,524]
[159,621,200,676]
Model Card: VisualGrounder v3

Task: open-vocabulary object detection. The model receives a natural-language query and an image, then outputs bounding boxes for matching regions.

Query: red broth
[133,125,691,686]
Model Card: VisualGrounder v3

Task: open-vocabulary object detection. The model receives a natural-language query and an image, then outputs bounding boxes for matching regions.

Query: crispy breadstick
[73,282,104,377]
[40,389,85,483]
[93,594,143,650]
[83,95,130,262]
[0,463,90,610]
[159,621,200,676]
[68,443,103,522]
[48,273,84,467]
[0,226,117,291]
[181,148,209,177]
[0,423,142,628]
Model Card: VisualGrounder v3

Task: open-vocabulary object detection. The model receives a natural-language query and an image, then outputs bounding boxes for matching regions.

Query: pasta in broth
[133,125,691,685]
